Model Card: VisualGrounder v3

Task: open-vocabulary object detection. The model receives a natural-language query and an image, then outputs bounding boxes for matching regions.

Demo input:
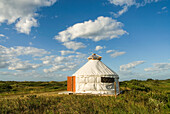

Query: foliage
[0,83,12,93]
[0,81,67,96]
[0,79,169,114]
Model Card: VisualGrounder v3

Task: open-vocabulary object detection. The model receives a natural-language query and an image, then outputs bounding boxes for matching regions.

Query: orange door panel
[67,76,72,91]
[67,76,76,92]
[72,76,76,92]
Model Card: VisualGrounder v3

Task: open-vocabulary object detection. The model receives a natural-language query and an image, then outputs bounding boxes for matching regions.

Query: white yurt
[67,54,119,95]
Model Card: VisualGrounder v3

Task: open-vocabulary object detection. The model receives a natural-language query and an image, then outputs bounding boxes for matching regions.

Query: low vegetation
[0,79,169,113]
[0,81,67,96]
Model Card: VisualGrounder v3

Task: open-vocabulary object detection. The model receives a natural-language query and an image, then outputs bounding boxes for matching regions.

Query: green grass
[0,81,67,96]
[0,79,169,114]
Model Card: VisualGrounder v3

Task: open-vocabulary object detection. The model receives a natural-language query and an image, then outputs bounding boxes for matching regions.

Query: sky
[0,0,169,81]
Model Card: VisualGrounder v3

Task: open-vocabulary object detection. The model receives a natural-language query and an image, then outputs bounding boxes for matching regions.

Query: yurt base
[58,91,119,96]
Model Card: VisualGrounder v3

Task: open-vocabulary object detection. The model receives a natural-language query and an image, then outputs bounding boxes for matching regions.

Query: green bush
[0,84,12,93]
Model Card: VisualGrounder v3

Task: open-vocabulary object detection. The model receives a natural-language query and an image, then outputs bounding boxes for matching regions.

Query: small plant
[27,95,37,99]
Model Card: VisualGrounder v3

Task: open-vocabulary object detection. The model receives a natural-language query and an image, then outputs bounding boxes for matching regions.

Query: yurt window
[101,77,114,83]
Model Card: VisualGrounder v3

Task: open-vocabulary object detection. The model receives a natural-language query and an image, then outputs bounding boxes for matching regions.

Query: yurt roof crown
[87,53,102,60]
[73,53,118,77]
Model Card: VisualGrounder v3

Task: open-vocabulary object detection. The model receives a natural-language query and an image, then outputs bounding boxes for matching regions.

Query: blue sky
[0,0,169,81]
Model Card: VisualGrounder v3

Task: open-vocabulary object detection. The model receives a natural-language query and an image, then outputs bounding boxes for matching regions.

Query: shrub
[147,78,154,81]
[0,84,12,93]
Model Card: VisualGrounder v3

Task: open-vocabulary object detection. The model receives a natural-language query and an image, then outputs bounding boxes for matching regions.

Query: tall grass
[0,79,169,113]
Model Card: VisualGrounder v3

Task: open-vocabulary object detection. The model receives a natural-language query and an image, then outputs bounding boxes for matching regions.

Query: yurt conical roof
[73,54,118,77]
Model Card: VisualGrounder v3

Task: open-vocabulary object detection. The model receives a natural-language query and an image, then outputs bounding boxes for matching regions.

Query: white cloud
[0,45,50,71]
[109,0,136,17]
[54,56,66,63]
[5,46,50,57]
[0,34,5,37]
[144,63,170,72]
[55,16,127,42]
[0,34,9,42]
[95,46,104,51]
[109,0,136,6]
[0,57,9,68]
[162,7,167,10]
[60,50,75,55]
[120,61,145,71]
[63,41,86,50]
[0,45,87,81]
[29,42,33,45]
[43,63,78,73]
[40,55,55,64]
[42,56,78,73]
[113,6,129,18]
[39,52,87,73]
[109,0,159,17]
[110,51,126,58]
[15,15,38,34]
[43,65,65,73]
[157,6,168,14]
[106,50,115,53]
[8,60,41,71]
[0,0,57,34]
[136,0,159,7]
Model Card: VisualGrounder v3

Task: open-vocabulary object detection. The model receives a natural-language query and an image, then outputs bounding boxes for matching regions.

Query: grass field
[0,79,169,113]
[0,81,67,96]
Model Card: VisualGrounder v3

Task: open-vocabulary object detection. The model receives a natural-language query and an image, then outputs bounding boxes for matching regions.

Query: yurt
[67,54,119,95]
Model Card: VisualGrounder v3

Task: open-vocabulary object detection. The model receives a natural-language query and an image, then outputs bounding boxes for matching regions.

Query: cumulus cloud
[144,63,170,72]
[15,15,38,34]
[109,0,135,6]
[55,16,127,50]
[40,52,87,73]
[55,16,127,42]
[43,65,65,73]
[43,62,78,73]
[8,60,41,71]
[63,41,86,50]
[110,51,126,58]
[0,45,50,71]
[95,46,104,51]
[60,50,75,55]
[42,57,77,73]
[0,57,9,68]
[54,56,67,63]
[109,0,159,17]
[40,55,55,64]
[0,0,57,34]
[4,46,50,57]
[120,61,145,71]
[0,45,87,80]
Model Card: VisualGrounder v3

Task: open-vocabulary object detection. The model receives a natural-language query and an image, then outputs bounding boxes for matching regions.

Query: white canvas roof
[73,60,118,77]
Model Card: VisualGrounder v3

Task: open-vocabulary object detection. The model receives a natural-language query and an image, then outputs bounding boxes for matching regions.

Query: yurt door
[67,76,76,92]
